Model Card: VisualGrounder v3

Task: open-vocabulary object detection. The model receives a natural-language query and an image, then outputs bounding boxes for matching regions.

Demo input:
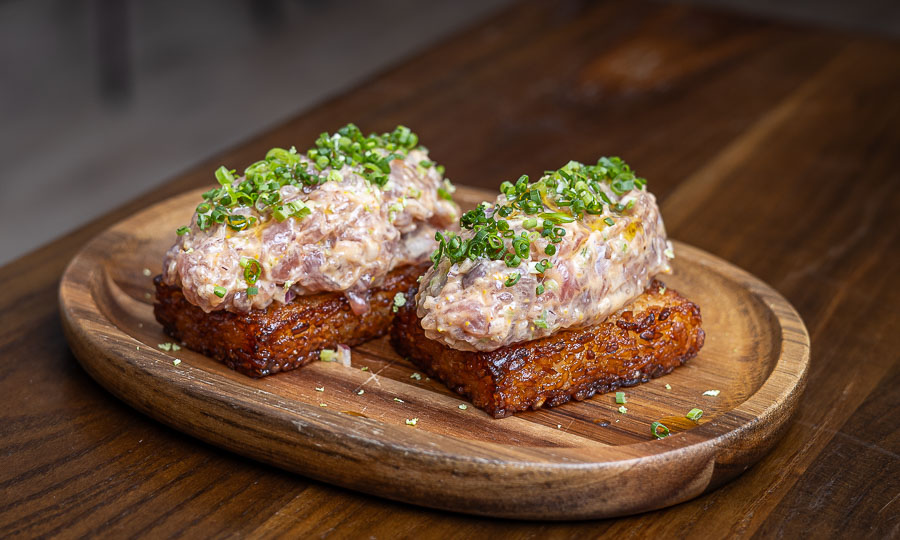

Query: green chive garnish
[686,408,703,421]
[651,422,670,439]
[176,226,190,236]
[214,166,235,186]
[213,286,227,298]
[615,392,626,404]
[533,309,550,329]
[392,292,407,313]
[429,157,645,273]
[175,124,445,236]
[246,286,258,296]
[504,273,521,287]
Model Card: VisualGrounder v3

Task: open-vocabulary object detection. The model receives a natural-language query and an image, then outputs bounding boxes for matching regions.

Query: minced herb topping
[177,123,443,235]
[430,157,646,280]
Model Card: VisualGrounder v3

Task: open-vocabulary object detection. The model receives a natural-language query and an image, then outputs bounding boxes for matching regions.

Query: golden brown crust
[390,280,705,418]
[154,263,428,377]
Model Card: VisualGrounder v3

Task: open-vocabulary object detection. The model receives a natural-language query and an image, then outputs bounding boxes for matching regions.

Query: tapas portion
[391,158,705,417]
[155,124,460,376]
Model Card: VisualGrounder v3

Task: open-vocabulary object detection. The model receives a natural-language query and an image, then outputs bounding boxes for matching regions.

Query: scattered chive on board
[651,421,670,439]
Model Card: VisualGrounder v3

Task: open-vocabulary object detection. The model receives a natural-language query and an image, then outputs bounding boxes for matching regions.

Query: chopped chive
[618,405,627,414]
[504,272,521,287]
[392,292,407,313]
[430,157,647,270]
[319,349,337,362]
[458,404,468,410]
[615,391,626,404]
[405,418,418,426]
[536,283,545,295]
[534,309,550,329]
[213,286,227,298]
[651,421,670,439]
[176,226,190,236]
[177,124,446,235]
[214,166,234,186]
[246,286,258,296]
[686,408,703,421]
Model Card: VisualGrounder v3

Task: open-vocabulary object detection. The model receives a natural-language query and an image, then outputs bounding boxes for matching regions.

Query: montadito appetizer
[391,158,704,417]
[154,124,460,376]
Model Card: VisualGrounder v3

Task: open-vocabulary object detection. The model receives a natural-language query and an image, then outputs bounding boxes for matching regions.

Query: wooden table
[2,0,898,536]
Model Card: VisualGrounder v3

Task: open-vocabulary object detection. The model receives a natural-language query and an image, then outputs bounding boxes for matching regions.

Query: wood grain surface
[2,0,899,536]
[57,186,807,519]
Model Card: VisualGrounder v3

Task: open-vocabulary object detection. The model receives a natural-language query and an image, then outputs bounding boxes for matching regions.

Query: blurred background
[1,0,897,266]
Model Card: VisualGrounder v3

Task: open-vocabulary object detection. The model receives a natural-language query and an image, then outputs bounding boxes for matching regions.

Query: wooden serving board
[59,186,809,520]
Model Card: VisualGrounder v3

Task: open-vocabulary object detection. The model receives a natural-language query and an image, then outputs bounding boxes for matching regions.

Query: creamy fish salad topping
[416,158,672,352]
[163,124,459,314]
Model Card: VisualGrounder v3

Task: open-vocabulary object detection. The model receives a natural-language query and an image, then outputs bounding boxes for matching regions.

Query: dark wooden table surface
[3,0,899,537]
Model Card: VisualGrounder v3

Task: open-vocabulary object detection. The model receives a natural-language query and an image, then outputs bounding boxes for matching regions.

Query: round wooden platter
[59,185,809,520]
